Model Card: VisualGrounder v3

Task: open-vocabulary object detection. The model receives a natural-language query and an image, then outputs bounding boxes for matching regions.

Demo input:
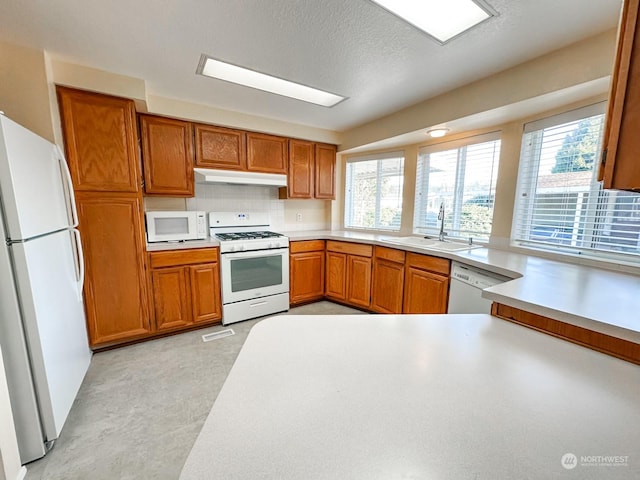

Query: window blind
[414,133,501,240]
[344,154,404,231]
[512,103,640,259]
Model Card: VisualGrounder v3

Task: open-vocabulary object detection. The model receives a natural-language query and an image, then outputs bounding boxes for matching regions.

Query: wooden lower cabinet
[346,255,372,308]
[288,241,449,315]
[76,193,151,347]
[325,251,347,301]
[325,241,372,309]
[402,253,450,314]
[492,303,640,365]
[371,247,405,314]
[290,240,325,305]
[151,266,190,331]
[190,263,221,323]
[149,249,222,332]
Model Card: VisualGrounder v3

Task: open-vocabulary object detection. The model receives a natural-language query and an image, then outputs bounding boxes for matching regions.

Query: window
[344,152,404,231]
[512,103,640,260]
[414,133,501,241]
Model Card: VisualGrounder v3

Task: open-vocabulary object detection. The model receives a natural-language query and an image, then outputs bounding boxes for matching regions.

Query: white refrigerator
[0,114,91,464]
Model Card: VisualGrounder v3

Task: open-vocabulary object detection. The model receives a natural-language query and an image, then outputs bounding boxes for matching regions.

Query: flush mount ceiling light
[426,128,450,138]
[369,0,496,44]
[196,55,346,108]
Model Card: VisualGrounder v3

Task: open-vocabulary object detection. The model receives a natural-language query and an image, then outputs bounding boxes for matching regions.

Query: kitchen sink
[380,236,478,252]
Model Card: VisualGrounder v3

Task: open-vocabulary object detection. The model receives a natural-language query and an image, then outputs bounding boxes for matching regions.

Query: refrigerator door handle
[72,228,85,297]
[56,145,79,228]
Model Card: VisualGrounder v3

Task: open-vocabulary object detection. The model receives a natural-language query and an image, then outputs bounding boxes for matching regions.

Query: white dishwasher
[447,262,511,314]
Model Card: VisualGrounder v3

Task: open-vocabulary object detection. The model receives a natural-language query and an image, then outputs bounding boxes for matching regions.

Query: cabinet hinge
[601,148,608,167]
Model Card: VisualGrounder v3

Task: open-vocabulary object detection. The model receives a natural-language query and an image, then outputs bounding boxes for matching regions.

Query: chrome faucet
[438,202,447,242]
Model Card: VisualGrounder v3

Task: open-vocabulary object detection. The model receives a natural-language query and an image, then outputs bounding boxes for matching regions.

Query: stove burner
[216,231,283,241]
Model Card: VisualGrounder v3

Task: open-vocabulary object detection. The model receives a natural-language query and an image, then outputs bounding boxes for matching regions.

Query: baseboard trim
[16,466,27,480]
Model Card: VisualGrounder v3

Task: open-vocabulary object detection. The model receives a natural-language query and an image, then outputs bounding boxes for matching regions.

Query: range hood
[194,168,287,187]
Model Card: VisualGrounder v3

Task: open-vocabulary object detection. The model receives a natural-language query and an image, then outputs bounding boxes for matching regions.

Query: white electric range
[210,212,289,325]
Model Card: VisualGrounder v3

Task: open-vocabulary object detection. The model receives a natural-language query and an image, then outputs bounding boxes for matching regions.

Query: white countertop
[146,229,640,343]
[146,237,220,252]
[284,230,640,343]
[181,314,640,480]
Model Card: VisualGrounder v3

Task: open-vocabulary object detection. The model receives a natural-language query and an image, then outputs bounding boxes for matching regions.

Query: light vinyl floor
[25,301,364,480]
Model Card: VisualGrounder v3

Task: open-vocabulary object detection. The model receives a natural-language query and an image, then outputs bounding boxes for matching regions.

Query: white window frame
[413,131,501,241]
[512,102,640,262]
[344,151,405,231]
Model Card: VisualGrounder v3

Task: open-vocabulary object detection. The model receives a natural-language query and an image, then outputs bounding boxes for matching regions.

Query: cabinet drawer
[326,241,372,257]
[149,248,219,268]
[290,240,325,253]
[374,246,405,263]
[405,252,450,276]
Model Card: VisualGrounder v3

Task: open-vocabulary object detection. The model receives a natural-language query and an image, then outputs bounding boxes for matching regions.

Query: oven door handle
[221,247,289,260]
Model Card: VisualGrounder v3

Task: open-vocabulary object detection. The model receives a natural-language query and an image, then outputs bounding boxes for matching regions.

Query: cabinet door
[246,132,288,174]
[371,259,404,314]
[140,115,194,196]
[189,262,222,323]
[346,255,372,309]
[600,0,640,191]
[151,266,191,331]
[315,143,336,199]
[403,267,449,314]
[325,251,347,301]
[194,124,247,170]
[76,193,150,347]
[290,251,325,305]
[57,86,140,193]
[287,139,314,198]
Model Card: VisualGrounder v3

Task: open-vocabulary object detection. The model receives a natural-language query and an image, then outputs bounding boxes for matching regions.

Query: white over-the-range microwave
[145,211,208,243]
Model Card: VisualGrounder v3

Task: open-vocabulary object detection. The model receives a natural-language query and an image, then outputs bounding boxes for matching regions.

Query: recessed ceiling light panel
[370,0,496,44]
[196,55,346,108]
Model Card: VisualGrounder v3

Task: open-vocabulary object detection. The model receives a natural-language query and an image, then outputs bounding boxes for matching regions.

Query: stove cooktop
[215,231,283,241]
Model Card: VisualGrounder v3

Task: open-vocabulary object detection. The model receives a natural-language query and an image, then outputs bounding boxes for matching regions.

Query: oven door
[220,248,289,304]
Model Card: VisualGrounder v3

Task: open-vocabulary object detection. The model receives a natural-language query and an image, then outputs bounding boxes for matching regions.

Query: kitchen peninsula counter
[181,314,640,480]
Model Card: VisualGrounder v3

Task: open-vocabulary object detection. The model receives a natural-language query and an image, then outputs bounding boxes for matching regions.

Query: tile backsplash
[184,184,329,232]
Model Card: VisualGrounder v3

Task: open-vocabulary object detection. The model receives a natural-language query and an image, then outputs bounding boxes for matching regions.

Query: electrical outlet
[296,213,302,222]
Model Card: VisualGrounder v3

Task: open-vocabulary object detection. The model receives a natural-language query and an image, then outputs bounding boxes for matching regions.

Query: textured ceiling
[0,0,623,132]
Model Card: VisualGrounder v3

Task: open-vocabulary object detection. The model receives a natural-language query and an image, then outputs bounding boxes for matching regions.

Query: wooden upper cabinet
[195,123,247,170]
[139,115,194,196]
[600,0,640,191]
[56,86,140,193]
[76,193,151,347]
[246,132,288,174]
[287,140,314,198]
[280,141,336,199]
[315,143,336,199]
